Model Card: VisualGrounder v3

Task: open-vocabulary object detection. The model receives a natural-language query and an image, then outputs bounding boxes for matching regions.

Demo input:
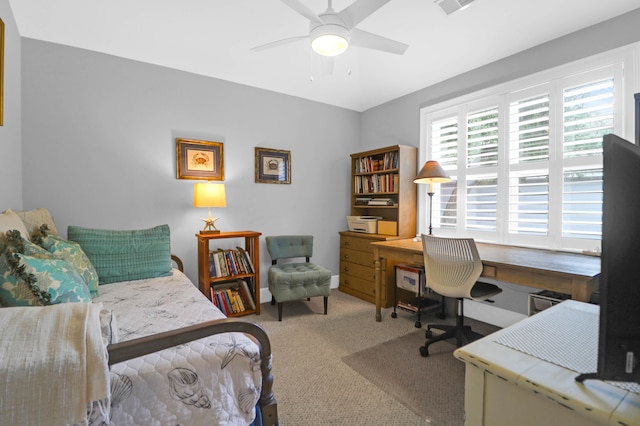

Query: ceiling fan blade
[338,0,391,29]
[350,28,408,55]
[251,35,309,52]
[281,0,323,24]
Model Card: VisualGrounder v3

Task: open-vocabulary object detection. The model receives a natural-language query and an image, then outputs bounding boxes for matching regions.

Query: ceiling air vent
[436,0,476,15]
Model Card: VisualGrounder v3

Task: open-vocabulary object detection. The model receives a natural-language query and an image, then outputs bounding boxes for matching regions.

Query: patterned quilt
[93,270,262,426]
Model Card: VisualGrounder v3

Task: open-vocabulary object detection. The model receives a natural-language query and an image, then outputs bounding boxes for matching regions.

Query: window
[420,50,632,252]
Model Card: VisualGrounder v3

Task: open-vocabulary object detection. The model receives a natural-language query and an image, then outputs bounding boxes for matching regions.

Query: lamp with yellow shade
[414,160,451,236]
[193,182,226,234]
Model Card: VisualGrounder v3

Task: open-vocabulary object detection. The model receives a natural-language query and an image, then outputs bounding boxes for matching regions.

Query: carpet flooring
[343,330,465,425]
[252,289,499,425]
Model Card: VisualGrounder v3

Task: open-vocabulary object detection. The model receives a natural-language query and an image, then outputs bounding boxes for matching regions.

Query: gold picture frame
[176,138,224,180]
[255,147,291,184]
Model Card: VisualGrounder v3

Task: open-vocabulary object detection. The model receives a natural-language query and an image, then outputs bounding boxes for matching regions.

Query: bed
[0,208,278,426]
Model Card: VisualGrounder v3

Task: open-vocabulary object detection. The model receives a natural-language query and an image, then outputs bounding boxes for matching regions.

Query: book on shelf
[355,151,399,173]
[354,172,399,194]
[209,251,217,277]
[209,247,255,278]
[238,279,256,310]
[235,246,255,274]
[210,280,256,315]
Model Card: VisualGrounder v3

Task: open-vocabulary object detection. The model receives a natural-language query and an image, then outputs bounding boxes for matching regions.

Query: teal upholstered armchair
[265,235,331,321]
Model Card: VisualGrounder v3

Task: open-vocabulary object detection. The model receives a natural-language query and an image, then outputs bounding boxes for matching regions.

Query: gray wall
[361,8,640,151]
[0,0,22,207]
[20,40,359,287]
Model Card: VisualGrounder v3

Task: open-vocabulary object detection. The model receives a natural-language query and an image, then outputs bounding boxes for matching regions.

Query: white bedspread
[93,270,261,426]
[0,302,109,426]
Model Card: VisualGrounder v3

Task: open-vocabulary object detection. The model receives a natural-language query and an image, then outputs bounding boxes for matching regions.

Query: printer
[347,216,382,234]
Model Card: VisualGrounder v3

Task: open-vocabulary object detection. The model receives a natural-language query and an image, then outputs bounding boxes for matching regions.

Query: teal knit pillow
[67,225,172,285]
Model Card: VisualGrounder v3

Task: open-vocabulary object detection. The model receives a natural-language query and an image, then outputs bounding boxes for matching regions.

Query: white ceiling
[9,0,640,112]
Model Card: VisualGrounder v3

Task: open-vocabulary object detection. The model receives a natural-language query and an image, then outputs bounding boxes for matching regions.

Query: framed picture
[176,138,224,180]
[255,147,291,184]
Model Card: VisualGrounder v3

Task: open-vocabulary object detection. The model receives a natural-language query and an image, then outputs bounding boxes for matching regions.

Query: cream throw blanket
[0,302,109,425]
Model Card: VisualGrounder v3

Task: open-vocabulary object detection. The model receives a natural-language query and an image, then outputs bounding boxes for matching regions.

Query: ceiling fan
[252,0,409,57]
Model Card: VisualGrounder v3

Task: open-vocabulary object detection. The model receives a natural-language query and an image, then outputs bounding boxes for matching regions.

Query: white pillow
[0,209,30,240]
[13,208,58,237]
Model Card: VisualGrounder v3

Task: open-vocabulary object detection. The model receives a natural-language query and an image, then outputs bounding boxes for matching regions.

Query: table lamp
[193,182,226,234]
[414,160,451,235]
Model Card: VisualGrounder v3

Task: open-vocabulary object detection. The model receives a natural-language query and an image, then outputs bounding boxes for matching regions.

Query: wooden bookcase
[197,231,261,317]
[350,144,417,236]
[339,145,417,307]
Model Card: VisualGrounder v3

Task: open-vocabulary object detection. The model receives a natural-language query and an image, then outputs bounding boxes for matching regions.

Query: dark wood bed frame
[106,255,278,425]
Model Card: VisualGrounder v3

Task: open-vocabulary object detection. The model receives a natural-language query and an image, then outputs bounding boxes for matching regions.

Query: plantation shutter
[508,94,550,236]
[431,116,459,229]
[561,77,614,239]
[466,107,499,232]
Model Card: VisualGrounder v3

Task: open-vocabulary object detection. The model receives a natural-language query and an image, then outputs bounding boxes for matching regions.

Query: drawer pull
[344,254,349,259]
[345,241,350,246]
[344,267,349,272]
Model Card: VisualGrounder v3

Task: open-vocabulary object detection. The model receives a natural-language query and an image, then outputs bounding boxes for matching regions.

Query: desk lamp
[193,182,226,234]
[414,161,451,235]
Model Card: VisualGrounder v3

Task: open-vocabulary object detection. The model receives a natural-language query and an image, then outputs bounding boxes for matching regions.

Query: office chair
[419,235,502,357]
[265,235,331,321]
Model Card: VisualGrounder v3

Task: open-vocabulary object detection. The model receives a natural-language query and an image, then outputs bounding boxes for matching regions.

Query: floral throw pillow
[39,234,99,296]
[15,254,92,305]
[0,230,91,306]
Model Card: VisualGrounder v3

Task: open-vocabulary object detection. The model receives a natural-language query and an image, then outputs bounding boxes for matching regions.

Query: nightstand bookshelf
[196,231,261,317]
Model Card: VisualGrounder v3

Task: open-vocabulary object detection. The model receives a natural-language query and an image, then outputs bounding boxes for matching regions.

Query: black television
[577,133,640,384]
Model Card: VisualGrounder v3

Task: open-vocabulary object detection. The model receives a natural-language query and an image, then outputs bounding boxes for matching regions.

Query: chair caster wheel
[419,346,429,357]
[415,321,422,328]
[425,330,434,339]
[391,312,397,318]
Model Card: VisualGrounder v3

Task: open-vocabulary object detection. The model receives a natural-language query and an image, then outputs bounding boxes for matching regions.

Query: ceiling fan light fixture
[311,24,350,57]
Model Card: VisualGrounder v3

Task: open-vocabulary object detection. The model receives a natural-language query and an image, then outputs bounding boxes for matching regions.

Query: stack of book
[368,198,394,206]
[209,247,255,278]
[211,280,256,315]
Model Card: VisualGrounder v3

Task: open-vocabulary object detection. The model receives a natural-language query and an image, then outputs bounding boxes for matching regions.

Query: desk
[453,301,639,425]
[371,239,600,322]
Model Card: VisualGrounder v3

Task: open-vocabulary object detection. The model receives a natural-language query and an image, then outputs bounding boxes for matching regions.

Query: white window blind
[421,56,627,251]
[431,116,459,229]
[563,78,614,160]
[467,107,499,168]
[466,173,498,232]
[509,94,550,164]
[508,171,549,236]
[560,77,614,240]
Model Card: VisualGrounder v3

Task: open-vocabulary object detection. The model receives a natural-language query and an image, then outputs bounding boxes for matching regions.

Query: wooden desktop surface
[371,238,600,322]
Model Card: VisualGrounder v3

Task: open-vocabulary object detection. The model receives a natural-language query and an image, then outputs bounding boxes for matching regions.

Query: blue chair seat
[268,263,331,303]
[266,235,331,321]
